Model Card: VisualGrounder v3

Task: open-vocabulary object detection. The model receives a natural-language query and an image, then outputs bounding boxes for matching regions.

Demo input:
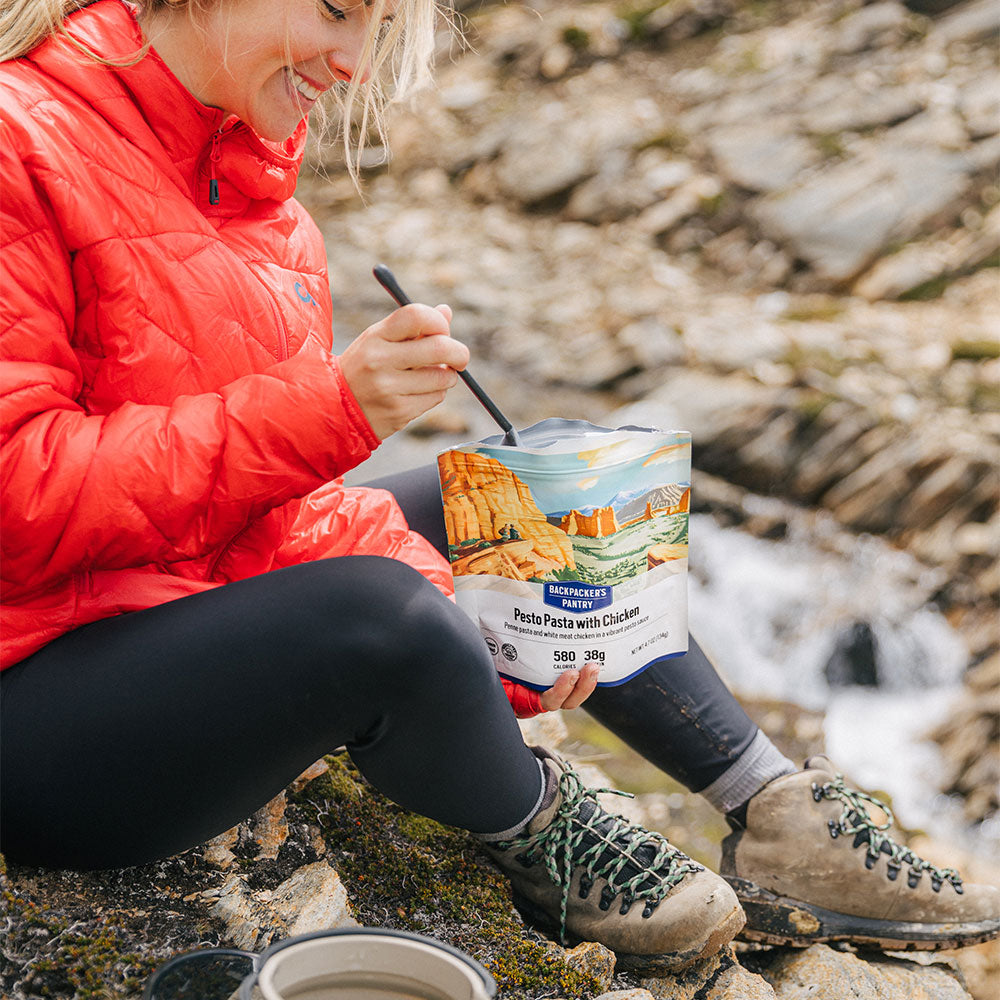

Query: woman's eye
[320,1,347,20]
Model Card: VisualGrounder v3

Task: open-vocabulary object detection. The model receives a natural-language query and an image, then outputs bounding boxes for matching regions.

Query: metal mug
[144,928,497,1000]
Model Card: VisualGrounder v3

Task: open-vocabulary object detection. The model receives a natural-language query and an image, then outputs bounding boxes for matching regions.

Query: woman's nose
[327,20,373,84]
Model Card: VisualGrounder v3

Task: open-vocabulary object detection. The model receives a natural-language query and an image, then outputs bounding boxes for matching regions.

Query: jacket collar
[28,0,306,204]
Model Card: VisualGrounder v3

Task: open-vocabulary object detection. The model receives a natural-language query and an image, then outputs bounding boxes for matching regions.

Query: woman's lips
[286,66,324,102]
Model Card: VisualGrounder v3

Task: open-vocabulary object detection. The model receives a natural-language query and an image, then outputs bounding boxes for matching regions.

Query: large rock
[207,861,358,951]
[488,68,668,207]
[801,85,923,136]
[565,941,617,991]
[831,2,913,56]
[929,652,1000,822]
[932,0,1000,46]
[751,143,974,284]
[705,121,820,194]
[640,945,775,998]
[763,943,971,999]
[853,205,1000,300]
[0,752,623,1000]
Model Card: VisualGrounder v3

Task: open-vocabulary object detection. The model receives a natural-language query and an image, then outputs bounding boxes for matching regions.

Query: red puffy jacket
[0,0,543,716]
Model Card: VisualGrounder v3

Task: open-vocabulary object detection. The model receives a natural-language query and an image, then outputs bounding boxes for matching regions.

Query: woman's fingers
[560,662,600,710]
[370,304,464,370]
[538,673,575,712]
[538,662,601,712]
[339,302,469,439]
[371,302,448,340]
[388,335,468,382]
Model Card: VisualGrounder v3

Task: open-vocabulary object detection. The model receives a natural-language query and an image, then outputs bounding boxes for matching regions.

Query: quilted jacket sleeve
[502,678,546,718]
[0,130,379,595]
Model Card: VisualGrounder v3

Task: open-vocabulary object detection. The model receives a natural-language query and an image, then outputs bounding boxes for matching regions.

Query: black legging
[0,557,542,869]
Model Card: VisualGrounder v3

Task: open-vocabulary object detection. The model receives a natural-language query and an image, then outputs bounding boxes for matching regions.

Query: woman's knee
[331,557,497,698]
[295,557,493,693]
[267,556,436,637]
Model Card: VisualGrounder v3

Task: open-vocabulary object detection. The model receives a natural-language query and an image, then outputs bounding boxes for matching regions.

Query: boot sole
[725,875,1000,950]
[511,889,746,974]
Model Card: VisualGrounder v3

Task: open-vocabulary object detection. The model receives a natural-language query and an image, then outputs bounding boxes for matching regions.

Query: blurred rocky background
[2,0,997,997]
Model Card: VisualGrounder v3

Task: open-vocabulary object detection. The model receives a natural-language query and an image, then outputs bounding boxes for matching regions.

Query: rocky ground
[2,0,997,997]
[3,716,996,999]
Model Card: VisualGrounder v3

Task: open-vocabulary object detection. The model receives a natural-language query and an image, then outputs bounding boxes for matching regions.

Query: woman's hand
[538,662,601,712]
[339,303,470,440]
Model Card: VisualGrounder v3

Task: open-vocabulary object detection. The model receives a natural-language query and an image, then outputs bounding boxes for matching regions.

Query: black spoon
[373,264,523,447]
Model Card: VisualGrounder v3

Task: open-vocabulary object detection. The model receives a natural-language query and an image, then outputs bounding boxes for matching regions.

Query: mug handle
[143,947,258,1000]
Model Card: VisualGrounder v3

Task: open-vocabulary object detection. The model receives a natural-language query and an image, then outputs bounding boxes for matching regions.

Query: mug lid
[144,948,257,1000]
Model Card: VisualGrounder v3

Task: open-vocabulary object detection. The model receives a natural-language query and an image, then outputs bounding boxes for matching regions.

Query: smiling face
[140,0,391,141]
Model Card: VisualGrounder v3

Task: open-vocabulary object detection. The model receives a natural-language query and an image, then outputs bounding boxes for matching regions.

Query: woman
[0,0,745,967]
[1,0,995,965]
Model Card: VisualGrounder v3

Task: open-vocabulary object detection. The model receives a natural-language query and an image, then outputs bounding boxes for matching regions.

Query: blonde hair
[327,0,443,180]
[0,0,138,62]
[0,0,446,182]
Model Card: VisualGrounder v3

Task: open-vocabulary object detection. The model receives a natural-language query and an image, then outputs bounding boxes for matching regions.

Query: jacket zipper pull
[209,129,222,205]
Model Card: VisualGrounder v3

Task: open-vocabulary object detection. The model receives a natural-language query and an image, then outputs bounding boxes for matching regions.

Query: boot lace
[812,774,963,894]
[496,764,702,943]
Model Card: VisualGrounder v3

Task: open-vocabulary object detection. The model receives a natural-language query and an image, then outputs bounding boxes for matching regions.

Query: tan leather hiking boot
[486,748,745,973]
[721,755,1000,950]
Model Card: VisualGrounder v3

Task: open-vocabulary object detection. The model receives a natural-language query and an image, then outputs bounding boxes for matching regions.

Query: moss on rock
[288,752,609,998]
[1,874,156,999]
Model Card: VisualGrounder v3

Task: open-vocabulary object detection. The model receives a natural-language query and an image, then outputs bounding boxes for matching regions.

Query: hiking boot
[721,755,1000,950]
[486,748,744,972]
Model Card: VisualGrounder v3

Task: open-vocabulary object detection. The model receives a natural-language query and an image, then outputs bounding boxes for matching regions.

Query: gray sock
[477,755,551,843]
[699,729,796,816]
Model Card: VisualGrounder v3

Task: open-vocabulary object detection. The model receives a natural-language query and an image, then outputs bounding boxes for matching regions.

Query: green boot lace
[812,774,963,894]
[496,764,702,943]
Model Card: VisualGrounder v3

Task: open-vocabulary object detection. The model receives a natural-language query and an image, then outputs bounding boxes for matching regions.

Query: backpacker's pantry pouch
[437,418,690,690]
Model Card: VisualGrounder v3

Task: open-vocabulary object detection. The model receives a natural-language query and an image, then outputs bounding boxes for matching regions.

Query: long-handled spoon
[373,264,523,446]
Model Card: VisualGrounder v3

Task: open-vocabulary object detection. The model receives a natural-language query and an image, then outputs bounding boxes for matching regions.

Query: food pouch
[437,418,690,689]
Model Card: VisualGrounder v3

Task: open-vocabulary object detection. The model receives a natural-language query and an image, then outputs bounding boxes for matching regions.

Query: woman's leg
[583,646,792,813]
[367,464,792,809]
[0,557,542,870]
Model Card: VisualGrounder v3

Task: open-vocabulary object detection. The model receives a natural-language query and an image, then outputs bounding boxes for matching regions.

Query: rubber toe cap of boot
[607,868,746,965]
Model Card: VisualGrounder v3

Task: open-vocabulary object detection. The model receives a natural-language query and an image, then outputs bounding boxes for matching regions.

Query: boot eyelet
[886,863,900,882]
[864,854,878,870]
[827,819,840,839]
